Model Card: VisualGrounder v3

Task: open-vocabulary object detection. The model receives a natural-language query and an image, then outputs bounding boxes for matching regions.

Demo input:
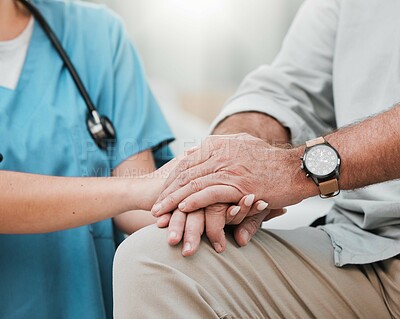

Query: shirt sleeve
[104,13,174,169]
[210,0,340,145]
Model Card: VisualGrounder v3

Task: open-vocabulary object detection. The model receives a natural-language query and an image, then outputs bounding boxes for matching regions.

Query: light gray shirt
[211,0,400,266]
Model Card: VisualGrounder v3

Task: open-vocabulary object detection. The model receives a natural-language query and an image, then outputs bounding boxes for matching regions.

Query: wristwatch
[301,137,341,198]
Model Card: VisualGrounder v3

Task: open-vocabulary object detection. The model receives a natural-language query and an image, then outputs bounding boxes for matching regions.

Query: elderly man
[114,0,400,318]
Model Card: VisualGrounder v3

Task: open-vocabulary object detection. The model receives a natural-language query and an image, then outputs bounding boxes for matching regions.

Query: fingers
[160,147,211,196]
[167,209,187,246]
[166,209,206,257]
[157,158,220,204]
[159,134,255,197]
[226,194,256,225]
[255,200,269,214]
[233,210,269,247]
[246,200,269,218]
[180,185,243,213]
[226,197,269,224]
[153,169,231,216]
[153,179,243,217]
[181,210,205,257]
[233,208,287,247]
[226,205,241,223]
[156,213,172,228]
[205,204,227,253]
[157,195,267,229]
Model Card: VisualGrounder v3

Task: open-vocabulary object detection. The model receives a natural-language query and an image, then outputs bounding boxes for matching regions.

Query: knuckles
[206,203,228,216]
[177,172,189,187]
[176,160,189,173]
[164,194,177,208]
[189,179,203,193]
[226,163,247,175]
[244,217,261,235]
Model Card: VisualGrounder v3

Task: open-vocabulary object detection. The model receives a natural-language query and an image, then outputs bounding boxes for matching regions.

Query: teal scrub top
[0,1,174,318]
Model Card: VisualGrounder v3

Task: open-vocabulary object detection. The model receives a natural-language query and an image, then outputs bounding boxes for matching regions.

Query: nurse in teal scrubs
[0,0,174,318]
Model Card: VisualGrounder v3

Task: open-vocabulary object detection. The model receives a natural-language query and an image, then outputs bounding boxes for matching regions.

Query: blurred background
[88,0,304,152]
[87,0,332,228]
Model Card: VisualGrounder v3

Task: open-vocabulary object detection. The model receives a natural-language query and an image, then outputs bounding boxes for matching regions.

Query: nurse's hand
[136,156,183,211]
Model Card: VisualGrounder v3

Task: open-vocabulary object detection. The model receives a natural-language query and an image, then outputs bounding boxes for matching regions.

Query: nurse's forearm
[112,150,159,234]
[0,171,144,234]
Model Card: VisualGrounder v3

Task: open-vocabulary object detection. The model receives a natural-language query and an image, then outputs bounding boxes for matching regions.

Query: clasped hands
[151,133,306,256]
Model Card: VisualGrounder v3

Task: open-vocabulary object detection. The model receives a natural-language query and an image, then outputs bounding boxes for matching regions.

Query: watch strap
[305,136,325,148]
[319,178,340,198]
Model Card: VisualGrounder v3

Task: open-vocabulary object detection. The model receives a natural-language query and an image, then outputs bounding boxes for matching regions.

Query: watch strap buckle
[319,178,340,198]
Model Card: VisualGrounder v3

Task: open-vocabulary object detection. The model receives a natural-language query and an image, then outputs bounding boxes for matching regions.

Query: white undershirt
[0,17,34,90]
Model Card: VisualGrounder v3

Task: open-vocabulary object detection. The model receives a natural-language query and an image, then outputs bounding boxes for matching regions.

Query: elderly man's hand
[152,133,312,216]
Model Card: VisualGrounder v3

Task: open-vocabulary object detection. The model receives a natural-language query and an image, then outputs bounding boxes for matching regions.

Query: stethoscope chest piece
[87,111,116,150]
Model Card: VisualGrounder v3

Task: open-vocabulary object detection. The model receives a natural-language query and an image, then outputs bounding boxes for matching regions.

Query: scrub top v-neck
[0,1,174,318]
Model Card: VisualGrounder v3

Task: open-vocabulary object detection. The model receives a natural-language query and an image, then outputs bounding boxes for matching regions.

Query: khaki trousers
[113,225,399,319]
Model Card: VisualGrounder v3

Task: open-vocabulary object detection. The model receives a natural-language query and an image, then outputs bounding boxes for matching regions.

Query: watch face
[304,144,339,176]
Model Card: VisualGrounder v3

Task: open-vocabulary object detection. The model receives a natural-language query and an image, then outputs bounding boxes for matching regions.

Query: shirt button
[0,153,3,163]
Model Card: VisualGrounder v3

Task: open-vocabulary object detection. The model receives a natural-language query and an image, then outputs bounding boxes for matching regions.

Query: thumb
[233,210,269,247]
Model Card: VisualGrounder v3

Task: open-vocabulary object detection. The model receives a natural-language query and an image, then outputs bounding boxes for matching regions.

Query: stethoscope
[16,0,117,151]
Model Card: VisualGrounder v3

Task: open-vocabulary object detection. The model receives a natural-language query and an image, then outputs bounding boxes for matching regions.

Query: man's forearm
[297,104,400,198]
[213,107,400,197]
[153,104,400,217]
[213,112,290,146]
[327,105,400,191]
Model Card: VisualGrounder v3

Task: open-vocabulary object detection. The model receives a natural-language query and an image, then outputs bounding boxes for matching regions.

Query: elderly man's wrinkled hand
[152,133,306,216]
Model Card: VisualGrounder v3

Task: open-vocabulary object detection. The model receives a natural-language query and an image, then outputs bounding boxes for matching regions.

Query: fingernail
[213,243,223,253]
[230,206,241,217]
[282,208,288,214]
[240,229,250,244]
[183,242,192,253]
[257,201,269,211]
[152,203,161,215]
[169,231,177,240]
[178,202,186,211]
[244,194,255,207]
